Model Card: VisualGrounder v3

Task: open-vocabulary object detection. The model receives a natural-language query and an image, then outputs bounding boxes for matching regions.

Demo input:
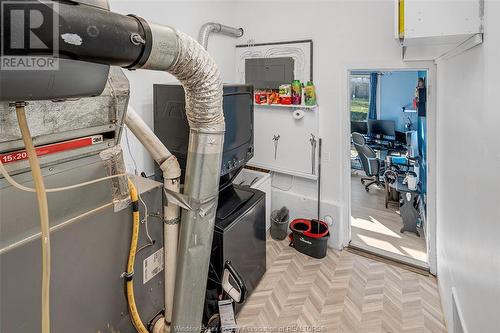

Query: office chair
[352,132,384,192]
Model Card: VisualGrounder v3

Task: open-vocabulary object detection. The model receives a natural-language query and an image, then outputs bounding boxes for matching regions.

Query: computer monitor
[351,121,368,134]
[153,84,254,179]
[368,119,396,138]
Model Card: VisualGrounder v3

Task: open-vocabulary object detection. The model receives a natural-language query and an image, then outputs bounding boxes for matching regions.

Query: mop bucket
[289,219,330,259]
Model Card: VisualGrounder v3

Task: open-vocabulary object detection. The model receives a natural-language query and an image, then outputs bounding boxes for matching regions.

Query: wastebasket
[270,210,289,240]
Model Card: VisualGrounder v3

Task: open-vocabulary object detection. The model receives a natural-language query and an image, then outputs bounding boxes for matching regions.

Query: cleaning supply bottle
[291,80,302,105]
[304,81,316,106]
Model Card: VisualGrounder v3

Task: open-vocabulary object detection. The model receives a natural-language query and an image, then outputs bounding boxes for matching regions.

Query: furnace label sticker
[143,247,164,284]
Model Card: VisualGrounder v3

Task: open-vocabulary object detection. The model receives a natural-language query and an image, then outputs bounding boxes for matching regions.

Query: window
[350,75,370,122]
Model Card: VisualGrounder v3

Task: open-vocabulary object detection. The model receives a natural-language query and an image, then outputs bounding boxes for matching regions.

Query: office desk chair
[352,132,384,192]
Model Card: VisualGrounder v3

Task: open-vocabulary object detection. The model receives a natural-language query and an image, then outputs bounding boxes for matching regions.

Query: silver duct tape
[168,31,225,132]
[188,129,224,154]
[99,145,130,212]
[163,187,217,217]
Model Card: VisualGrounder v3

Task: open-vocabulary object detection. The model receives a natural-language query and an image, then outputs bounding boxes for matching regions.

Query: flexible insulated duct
[198,22,244,49]
[162,31,225,333]
[126,28,225,331]
[125,21,225,333]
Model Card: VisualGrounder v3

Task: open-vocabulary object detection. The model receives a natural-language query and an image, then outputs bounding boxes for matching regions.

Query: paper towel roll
[293,109,305,120]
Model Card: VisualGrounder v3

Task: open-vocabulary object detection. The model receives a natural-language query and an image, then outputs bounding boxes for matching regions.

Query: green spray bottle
[304,81,316,106]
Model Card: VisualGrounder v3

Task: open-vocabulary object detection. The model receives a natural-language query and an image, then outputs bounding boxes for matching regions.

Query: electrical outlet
[324,215,334,226]
[323,152,331,163]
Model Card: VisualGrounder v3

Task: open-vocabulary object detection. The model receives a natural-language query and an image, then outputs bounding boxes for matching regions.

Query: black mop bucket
[289,219,330,259]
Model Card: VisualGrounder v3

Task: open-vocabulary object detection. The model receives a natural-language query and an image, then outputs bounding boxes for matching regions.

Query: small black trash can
[270,210,289,240]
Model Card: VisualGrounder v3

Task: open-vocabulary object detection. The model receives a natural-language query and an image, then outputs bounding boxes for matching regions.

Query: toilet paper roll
[293,109,305,120]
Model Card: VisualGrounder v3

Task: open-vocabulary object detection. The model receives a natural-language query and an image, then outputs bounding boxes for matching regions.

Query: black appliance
[207,185,267,315]
[153,84,254,181]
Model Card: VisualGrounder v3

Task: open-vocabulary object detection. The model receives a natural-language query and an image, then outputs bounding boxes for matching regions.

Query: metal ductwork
[198,22,244,49]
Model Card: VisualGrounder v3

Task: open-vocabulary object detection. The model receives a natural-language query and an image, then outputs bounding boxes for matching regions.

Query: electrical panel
[245,57,294,90]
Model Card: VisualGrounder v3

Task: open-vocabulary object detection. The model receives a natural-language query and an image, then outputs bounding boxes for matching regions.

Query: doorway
[348,69,429,268]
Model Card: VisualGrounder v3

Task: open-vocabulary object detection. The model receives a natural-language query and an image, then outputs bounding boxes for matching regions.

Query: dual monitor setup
[351,119,396,139]
[351,119,419,157]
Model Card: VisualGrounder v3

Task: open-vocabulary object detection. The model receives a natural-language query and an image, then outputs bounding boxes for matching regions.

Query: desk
[364,136,407,156]
[396,179,420,237]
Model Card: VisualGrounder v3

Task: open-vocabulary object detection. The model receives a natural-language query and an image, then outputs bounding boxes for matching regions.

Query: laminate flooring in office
[237,237,446,333]
[350,174,427,265]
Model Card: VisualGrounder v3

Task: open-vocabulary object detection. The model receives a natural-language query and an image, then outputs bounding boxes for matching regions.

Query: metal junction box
[245,57,294,90]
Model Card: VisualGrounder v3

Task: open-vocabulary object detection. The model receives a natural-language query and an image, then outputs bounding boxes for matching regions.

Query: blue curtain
[368,73,378,120]
[418,116,427,194]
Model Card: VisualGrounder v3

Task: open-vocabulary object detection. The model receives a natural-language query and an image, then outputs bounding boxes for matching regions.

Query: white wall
[109,0,242,174]
[233,0,434,249]
[435,1,500,331]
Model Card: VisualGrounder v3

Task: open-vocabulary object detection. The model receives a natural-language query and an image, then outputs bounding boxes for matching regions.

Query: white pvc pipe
[125,106,181,328]
[125,109,174,165]
[162,171,180,325]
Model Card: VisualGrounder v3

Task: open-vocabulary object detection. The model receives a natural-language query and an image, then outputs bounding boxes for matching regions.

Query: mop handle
[317,138,322,230]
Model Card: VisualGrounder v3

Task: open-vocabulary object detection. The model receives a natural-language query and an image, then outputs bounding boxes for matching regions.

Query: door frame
[339,63,437,274]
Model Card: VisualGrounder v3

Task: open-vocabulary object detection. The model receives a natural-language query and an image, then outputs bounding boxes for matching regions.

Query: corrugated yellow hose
[126,178,149,333]
[16,103,51,333]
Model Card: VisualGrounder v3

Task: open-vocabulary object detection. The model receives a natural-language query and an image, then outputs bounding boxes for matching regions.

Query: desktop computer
[368,119,396,138]
[351,121,368,134]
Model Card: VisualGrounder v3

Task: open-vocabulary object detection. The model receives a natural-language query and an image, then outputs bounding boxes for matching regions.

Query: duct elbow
[199,22,244,49]
[160,156,181,180]
[137,26,224,133]
[167,31,225,133]
[218,24,244,38]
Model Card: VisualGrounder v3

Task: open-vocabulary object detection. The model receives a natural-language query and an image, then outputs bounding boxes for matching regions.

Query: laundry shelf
[255,104,318,110]
[247,161,318,181]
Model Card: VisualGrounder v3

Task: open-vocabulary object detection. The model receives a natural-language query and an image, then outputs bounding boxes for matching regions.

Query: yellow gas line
[126,178,149,333]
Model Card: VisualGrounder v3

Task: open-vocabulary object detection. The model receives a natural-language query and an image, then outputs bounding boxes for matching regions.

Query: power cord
[123,126,155,254]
